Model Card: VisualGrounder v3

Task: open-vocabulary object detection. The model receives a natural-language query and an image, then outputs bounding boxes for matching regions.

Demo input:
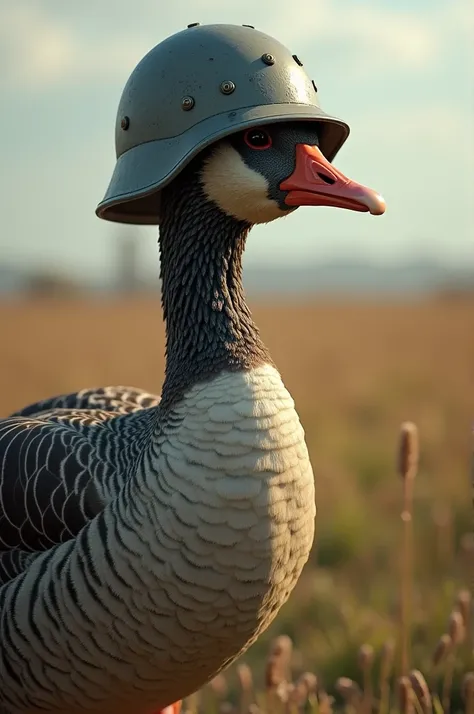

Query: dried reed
[433,635,453,669]
[264,635,293,713]
[398,676,415,714]
[398,422,419,676]
[336,676,362,714]
[358,644,374,714]
[409,670,432,714]
[379,640,395,714]
[439,610,466,713]
[237,663,254,714]
[462,672,474,714]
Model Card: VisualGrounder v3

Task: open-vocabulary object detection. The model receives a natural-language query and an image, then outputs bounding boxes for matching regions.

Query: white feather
[201,143,287,224]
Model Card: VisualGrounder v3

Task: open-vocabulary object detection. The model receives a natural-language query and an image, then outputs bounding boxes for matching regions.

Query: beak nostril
[317,172,335,185]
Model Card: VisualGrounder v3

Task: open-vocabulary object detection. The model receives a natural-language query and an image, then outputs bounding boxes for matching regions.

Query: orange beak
[280,144,386,215]
[157,703,181,714]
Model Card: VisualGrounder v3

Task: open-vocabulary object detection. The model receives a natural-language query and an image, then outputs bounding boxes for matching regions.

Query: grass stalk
[397,422,419,676]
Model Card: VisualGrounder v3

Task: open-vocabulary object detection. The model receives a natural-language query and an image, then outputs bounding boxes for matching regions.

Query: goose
[0,24,385,714]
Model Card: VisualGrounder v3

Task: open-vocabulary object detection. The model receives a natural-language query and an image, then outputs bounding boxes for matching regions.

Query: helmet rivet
[312,80,318,93]
[292,54,303,66]
[181,96,195,111]
[220,80,235,95]
[261,53,275,66]
[120,116,130,130]
[187,22,200,27]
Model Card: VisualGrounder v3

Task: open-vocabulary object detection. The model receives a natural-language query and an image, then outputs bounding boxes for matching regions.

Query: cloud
[0,4,148,89]
[1,0,469,90]
[0,6,74,87]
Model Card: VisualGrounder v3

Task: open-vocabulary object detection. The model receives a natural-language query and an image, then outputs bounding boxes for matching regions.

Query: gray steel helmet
[96,23,350,225]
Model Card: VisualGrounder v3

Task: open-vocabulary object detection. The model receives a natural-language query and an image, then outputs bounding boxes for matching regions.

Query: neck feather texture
[158,165,273,408]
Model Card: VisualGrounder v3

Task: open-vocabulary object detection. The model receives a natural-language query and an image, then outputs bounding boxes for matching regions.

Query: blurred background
[0,0,473,708]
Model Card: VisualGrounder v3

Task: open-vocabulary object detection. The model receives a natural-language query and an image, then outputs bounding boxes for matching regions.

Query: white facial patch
[201,143,288,225]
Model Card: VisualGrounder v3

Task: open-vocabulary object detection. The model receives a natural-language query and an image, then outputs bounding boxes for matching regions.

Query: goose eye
[244,128,272,150]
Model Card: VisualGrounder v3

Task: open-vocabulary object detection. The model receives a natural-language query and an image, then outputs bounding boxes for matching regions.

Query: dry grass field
[0,294,473,711]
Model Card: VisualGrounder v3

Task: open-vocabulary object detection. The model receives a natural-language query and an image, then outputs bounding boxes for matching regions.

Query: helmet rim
[97,103,349,224]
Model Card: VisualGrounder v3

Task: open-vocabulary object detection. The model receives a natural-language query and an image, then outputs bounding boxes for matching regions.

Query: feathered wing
[9,385,161,418]
[1,386,161,586]
[0,549,40,586]
[0,417,106,561]
[0,404,156,586]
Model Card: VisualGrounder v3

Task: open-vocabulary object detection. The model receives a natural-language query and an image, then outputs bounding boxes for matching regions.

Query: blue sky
[0,0,472,281]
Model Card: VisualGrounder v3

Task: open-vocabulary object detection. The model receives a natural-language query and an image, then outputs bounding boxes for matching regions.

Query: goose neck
[158,176,272,408]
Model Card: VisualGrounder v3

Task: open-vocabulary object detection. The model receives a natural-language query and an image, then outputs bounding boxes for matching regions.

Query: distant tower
[116,234,140,293]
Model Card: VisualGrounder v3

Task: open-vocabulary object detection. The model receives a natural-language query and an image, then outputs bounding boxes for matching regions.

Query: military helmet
[96,23,350,225]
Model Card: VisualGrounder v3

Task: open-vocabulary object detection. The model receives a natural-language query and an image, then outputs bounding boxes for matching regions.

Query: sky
[0,0,472,282]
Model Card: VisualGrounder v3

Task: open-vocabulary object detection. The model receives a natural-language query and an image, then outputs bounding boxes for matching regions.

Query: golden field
[0,294,473,712]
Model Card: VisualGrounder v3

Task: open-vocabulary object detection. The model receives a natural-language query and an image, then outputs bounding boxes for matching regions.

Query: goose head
[96,23,387,228]
[193,121,385,226]
[153,120,385,409]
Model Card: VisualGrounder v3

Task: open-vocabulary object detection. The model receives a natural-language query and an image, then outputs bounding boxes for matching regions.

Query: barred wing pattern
[0,386,160,586]
[10,385,161,418]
